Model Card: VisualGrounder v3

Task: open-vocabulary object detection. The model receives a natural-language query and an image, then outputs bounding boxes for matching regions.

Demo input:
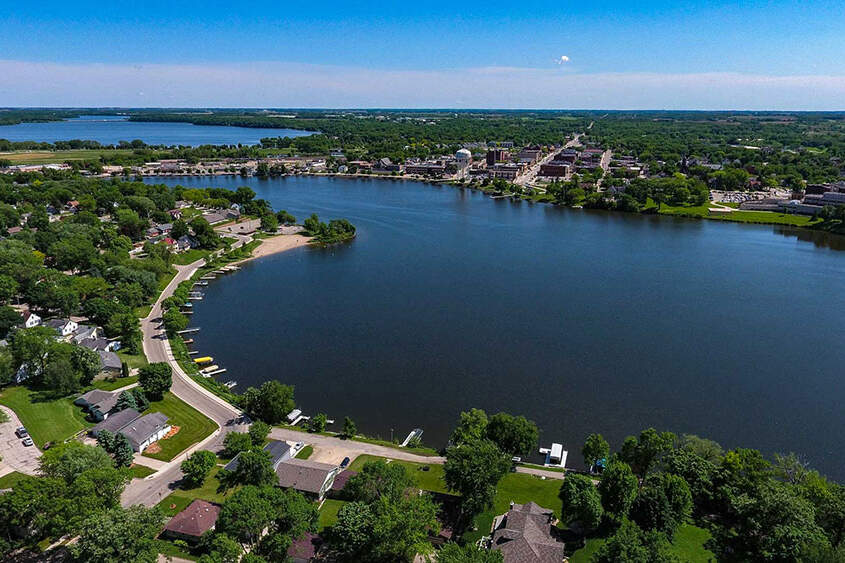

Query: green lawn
[91,375,138,391]
[155,466,235,519]
[463,472,564,544]
[129,464,156,479]
[348,454,450,495]
[295,445,314,459]
[0,386,92,447]
[655,202,815,227]
[569,524,715,563]
[117,350,148,370]
[172,249,209,265]
[143,392,217,462]
[318,499,347,531]
[134,304,153,318]
[0,471,34,489]
[0,149,139,164]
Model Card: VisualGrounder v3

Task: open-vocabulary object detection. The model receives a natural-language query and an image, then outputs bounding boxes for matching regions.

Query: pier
[401,428,424,447]
[177,328,200,334]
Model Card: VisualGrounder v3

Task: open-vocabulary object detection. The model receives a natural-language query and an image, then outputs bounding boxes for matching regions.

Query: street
[0,405,41,477]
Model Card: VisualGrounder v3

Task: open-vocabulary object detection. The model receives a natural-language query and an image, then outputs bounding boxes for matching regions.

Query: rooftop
[491,502,565,563]
[164,499,221,538]
[275,458,337,494]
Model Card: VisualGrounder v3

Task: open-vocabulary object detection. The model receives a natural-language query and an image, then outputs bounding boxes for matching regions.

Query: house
[156,223,173,234]
[167,209,183,220]
[288,532,322,563]
[21,311,41,328]
[89,408,141,437]
[146,226,161,238]
[225,208,241,220]
[202,211,227,224]
[490,502,565,563]
[71,324,98,344]
[177,235,198,251]
[119,412,171,452]
[162,499,221,543]
[45,318,78,338]
[329,469,357,497]
[79,337,118,353]
[275,458,340,501]
[75,389,121,421]
[97,350,123,378]
[224,440,292,472]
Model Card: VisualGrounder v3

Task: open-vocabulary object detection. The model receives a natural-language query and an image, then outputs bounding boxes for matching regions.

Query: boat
[224,380,237,388]
[193,356,213,364]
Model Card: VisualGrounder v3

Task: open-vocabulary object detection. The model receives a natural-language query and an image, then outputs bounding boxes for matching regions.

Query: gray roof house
[275,458,339,501]
[97,350,122,374]
[89,408,141,437]
[224,440,292,472]
[491,502,565,563]
[119,412,171,453]
[75,389,120,421]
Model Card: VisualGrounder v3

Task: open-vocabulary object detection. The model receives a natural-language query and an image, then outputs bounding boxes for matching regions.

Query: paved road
[515,133,583,187]
[0,405,41,477]
[122,259,248,507]
[269,428,566,481]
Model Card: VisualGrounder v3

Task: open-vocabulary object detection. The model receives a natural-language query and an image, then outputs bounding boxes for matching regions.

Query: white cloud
[558,55,570,64]
[0,60,844,110]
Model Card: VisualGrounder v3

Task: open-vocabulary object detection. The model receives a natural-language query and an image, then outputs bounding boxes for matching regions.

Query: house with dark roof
[275,458,340,501]
[75,389,120,421]
[89,408,141,437]
[329,469,357,497]
[490,502,565,563]
[119,412,171,452]
[97,350,123,377]
[162,499,221,543]
[224,440,292,472]
[45,318,77,339]
[287,532,322,563]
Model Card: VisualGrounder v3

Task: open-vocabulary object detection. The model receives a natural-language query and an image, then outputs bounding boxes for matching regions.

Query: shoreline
[235,233,311,264]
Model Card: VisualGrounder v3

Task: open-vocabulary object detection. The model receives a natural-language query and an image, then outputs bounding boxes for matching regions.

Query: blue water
[149,175,845,477]
[0,115,311,146]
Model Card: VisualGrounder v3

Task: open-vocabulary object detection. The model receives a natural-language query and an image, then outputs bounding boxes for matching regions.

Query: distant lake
[0,115,311,146]
[148,175,845,478]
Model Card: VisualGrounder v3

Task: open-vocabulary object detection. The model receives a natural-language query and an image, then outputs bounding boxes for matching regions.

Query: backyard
[142,392,217,462]
[0,386,92,446]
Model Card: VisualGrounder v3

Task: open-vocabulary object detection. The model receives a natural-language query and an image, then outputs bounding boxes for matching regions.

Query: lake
[0,115,311,146]
[150,175,845,478]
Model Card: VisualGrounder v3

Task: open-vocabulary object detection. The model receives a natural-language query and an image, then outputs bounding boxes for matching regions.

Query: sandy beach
[235,233,311,264]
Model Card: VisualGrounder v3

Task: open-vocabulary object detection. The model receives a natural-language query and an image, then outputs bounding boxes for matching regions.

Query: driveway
[0,405,41,476]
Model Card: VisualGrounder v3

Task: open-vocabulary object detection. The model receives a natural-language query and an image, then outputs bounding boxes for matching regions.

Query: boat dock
[182,338,194,344]
[192,281,208,287]
[401,428,424,447]
[538,443,568,468]
[177,328,200,334]
[223,380,237,388]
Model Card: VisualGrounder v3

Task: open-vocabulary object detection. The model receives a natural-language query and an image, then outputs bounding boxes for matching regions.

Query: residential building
[89,408,141,436]
[490,502,565,563]
[119,412,171,452]
[45,318,78,339]
[21,310,41,328]
[97,350,123,378]
[224,440,293,472]
[75,389,120,421]
[162,500,221,543]
[275,458,340,501]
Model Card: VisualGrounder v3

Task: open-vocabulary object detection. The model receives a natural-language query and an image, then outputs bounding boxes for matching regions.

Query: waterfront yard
[117,350,149,370]
[569,523,715,563]
[654,201,816,227]
[349,454,449,494]
[0,386,92,446]
[143,392,217,462]
[91,375,139,391]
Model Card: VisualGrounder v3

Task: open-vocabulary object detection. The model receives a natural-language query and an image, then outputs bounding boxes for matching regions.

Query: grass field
[348,454,450,494]
[0,386,92,446]
[296,445,314,459]
[155,466,235,519]
[117,350,148,370]
[463,472,564,544]
[129,464,156,479]
[171,249,209,265]
[569,523,716,563]
[91,375,138,391]
[0,149,138,164]
[318,499,347,531]
[0,471,34,489]
[654,202,815,227]
[143,392,217,462]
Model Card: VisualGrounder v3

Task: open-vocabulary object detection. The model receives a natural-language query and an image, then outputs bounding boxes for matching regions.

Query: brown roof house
[490,502,565,563]
[275,458,340,501]
[162,499,221,543]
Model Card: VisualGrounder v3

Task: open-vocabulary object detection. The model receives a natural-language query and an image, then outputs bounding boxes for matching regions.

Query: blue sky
[3,0,845,108]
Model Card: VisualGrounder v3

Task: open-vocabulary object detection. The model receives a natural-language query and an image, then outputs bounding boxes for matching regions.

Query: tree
[249,420,271,446]
[677,433,723,464]
[71,345,101,386]
[631,473,692,538]
[559,473,603,529]
[241,380,295,424]
[582,433,610,471]
[132,388,150,412]
[485,412,538,458]
[198,533,243,563]
[437,543,504,562]
[71,506,164,563]
[309,412,327,433]
[342,416,357,439]
[181,450,217,488]
[162,307,189,335]
[0,306,22,339]
[138,362,172,400]
[111,433,135,468]
[369,493,439,561]
[48,235,97,273]
[332,501,375,557]
[115,208,148,240]
[223,432,253,458]
[43,357,80,397]
[449,408,488,446]
[260,212,278,232]
[444,439,511,522]
[598,460,639,520]
[217,486,279,547]
[170,218,189,240]
[662,448,716,514]
[224,449,276,488]
[107,311,142,354]
[190,216,220,249]
[619,428,675,478]
[345,460,414,504]
[593,519,680,563]
[10,325,54,378]
[276,210,296,225]
[39,441,116,484]
[116,389,138,411]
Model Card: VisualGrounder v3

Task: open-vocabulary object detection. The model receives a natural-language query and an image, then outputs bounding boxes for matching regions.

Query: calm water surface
[0,115,310,146]
[150,176,845,477]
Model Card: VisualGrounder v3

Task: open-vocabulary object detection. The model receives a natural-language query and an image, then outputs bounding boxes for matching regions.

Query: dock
[200,275,216,280]
[177,328,200,334]
[200,365,219,373]
[538,443,568,468]
[192,281,208,286]
[401,428,424,447]
[188,296,203,301]
[182,338,194,344]
[223,380,237,388]
[187,350,198,355]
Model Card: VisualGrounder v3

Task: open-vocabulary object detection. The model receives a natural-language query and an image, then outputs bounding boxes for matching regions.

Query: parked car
[340,457,350,468]
[15,426,28,438]
[22,437,34,447]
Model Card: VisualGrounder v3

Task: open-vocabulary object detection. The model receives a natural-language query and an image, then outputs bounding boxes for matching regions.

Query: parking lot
[0,406,41,477]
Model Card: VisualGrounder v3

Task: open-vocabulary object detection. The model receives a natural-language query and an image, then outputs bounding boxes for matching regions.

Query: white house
[45,318,78,339]
[22,311,41,328]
